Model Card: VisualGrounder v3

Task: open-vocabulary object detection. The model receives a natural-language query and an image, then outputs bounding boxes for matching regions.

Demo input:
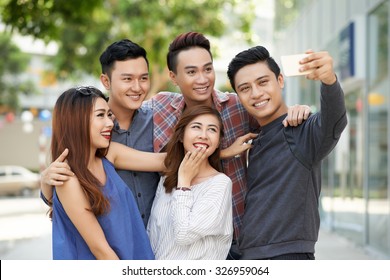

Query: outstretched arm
[106,142,166,172]
[282,50,337,129]
[293,50,347,161]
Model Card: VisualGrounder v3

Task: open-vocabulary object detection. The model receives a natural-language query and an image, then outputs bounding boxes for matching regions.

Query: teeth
[128,95,141,100]
[254,100,268,107]
[194,87,208,92]
[194,143,209,148]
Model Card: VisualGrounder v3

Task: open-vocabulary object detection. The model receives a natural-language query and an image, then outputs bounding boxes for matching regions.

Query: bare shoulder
[57,175,81,194]
[106,142,121,162]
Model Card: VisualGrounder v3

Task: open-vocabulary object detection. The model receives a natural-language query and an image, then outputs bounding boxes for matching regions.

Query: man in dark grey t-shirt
[227,46,347,260]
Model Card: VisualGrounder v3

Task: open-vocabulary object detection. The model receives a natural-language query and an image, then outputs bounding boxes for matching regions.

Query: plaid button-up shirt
[144,90,258,240]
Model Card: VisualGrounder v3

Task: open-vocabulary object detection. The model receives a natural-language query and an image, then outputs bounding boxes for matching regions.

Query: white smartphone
[280,54,313,77]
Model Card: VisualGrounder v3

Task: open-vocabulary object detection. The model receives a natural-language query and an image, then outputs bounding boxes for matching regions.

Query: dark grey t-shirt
[239,81,347,259]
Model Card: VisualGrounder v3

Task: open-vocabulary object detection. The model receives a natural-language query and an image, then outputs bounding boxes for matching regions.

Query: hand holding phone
[280,54,314,77]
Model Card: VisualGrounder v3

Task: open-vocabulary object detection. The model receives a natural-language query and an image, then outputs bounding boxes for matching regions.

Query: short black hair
[227,46,280,91]
[167,32,212,73]
[99,39,149,77]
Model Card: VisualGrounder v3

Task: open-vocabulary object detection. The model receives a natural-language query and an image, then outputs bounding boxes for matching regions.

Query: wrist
[40,190,52,206]
[176,186,192,191]
[220,148,235,159]
[322,74,337,86]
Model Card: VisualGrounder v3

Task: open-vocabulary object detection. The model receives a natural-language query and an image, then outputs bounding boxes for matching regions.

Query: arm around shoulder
[107,142,166,172]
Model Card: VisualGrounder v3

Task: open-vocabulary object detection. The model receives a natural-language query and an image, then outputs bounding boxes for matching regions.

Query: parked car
[0,165,40,197]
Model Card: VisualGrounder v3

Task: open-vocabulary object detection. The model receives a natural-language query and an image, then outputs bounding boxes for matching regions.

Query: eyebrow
[184,62,213,70]
[237,75,269,89]
[191,121,219,129]
[120,72,149,77]
[207,124,219,130]
[94,108,111,113]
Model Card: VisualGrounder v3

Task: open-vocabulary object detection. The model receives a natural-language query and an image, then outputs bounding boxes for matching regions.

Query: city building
[273,0,389,258]
[0,33,100,170]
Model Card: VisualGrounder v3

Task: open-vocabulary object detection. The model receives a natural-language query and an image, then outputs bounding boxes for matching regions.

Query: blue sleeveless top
[52,158,155,260]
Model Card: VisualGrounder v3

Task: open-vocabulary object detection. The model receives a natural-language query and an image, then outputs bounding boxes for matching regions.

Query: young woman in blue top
[49,86,205,259]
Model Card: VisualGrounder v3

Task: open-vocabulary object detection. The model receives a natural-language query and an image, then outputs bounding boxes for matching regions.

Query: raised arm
[292,50,347,161]
[300,49,337,85]
[56,176,119,259]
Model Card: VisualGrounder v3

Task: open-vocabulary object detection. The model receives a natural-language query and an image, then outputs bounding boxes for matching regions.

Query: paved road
[0,196,51,259]
[316,228,381,260]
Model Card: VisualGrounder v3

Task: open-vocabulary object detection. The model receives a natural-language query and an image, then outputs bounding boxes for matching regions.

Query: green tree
[1,0,255,96]
[0,33,35,112]
[274,0,312,32]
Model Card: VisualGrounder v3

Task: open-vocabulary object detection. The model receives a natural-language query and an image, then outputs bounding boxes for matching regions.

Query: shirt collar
[113,109,139,132]
[171,94,186,111]
[261,114,287,135]
[169,89,230,112]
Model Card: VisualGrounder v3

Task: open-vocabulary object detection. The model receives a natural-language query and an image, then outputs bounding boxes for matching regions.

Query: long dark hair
[163,105,224,193]
[50,86,110,216]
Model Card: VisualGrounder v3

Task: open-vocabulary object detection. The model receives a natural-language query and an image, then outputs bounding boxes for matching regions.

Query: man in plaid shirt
[144,32,311,259]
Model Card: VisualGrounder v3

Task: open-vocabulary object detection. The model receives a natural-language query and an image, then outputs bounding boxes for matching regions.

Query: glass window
[322,87,365,245]
[367,0,389,255]
[319,20,365,243]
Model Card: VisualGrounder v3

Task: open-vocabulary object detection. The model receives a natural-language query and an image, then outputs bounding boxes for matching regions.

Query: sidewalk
[1,227,383,260]
[316,227,381,260]
[0,197,385,260]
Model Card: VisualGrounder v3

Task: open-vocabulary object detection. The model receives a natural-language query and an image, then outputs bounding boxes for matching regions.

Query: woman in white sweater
[147,105,233,259]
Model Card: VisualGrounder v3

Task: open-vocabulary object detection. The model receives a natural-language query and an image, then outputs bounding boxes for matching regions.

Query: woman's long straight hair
[50,87,110,217]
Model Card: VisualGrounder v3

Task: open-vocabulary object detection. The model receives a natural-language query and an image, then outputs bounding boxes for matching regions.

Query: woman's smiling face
[182,113,221,158]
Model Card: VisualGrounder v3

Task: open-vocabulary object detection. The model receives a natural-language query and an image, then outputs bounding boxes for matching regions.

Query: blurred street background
[0,0,390,260]
[0,196,51,259]
[0,196,381,260]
